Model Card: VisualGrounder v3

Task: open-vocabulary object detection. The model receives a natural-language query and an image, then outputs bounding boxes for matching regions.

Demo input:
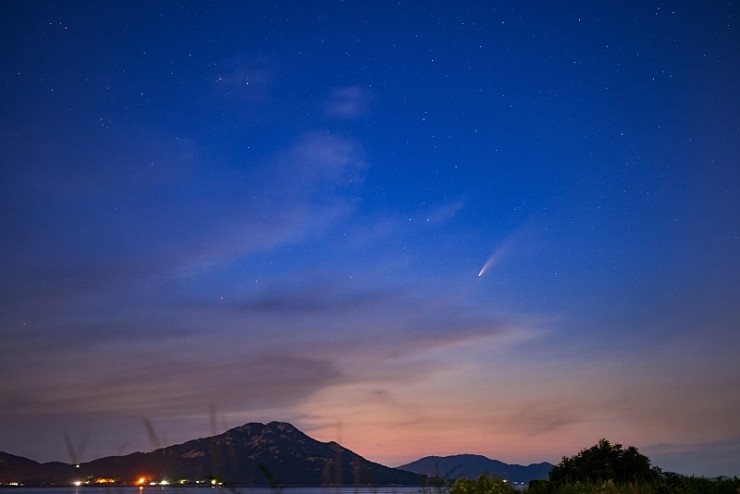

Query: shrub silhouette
[449,473,518,494]
[549,439,661,485]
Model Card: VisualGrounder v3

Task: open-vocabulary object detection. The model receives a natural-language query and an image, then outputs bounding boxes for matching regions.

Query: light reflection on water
[4,488,425,494]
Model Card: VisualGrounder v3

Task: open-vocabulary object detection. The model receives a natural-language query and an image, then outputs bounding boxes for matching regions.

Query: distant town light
[93,477,116,484]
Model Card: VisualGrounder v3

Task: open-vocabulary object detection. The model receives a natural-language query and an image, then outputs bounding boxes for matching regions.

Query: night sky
[2,1,739,478]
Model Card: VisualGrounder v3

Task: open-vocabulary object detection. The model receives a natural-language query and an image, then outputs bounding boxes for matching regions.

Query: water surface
[4,487,426,494]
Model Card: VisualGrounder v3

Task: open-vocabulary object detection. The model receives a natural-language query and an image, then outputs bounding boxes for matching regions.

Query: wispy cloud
[324,85,370,119]
[175,131,366,272]
[234,281,393,315]
[215,56,274,103]
[0,125,198,198]
[644,436,740,477]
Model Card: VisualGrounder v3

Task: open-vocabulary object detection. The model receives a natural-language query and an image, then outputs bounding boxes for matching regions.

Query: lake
[1,488,428,494]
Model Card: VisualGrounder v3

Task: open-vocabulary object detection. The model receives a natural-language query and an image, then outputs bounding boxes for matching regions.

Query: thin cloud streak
[325,86,370,119]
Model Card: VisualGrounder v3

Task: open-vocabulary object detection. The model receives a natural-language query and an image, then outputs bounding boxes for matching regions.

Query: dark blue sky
[1,1,739,477]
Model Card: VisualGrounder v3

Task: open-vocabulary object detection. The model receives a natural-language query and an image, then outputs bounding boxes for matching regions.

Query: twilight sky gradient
[1,1,739,478]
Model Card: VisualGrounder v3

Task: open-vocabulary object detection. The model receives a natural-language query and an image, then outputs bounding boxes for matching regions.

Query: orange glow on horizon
[93,477,116,484]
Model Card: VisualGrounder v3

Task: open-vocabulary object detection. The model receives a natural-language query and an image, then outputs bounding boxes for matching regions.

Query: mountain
[397,454,552,484]
[0,422,421,486]
[0,451,76,485]
[0,451,43,483]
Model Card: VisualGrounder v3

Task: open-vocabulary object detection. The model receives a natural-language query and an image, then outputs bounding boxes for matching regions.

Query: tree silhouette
[549,439,661,485]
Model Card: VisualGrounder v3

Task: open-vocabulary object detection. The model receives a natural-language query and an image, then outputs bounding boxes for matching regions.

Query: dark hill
[0,451,42,483]
[398,453,552,483]
[2,422,421,486]
[0,451,75,485]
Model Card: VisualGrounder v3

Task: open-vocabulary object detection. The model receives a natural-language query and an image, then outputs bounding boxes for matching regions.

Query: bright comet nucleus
[478,243,511,278]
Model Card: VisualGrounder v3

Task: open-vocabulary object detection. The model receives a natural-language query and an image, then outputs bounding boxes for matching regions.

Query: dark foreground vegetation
[439,439,740,494]
[528,476,740,494]
[438,473,740,494]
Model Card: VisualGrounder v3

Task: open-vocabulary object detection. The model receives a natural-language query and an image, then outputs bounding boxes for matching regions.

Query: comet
[477,243,510,278]
[477,260,492,277]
